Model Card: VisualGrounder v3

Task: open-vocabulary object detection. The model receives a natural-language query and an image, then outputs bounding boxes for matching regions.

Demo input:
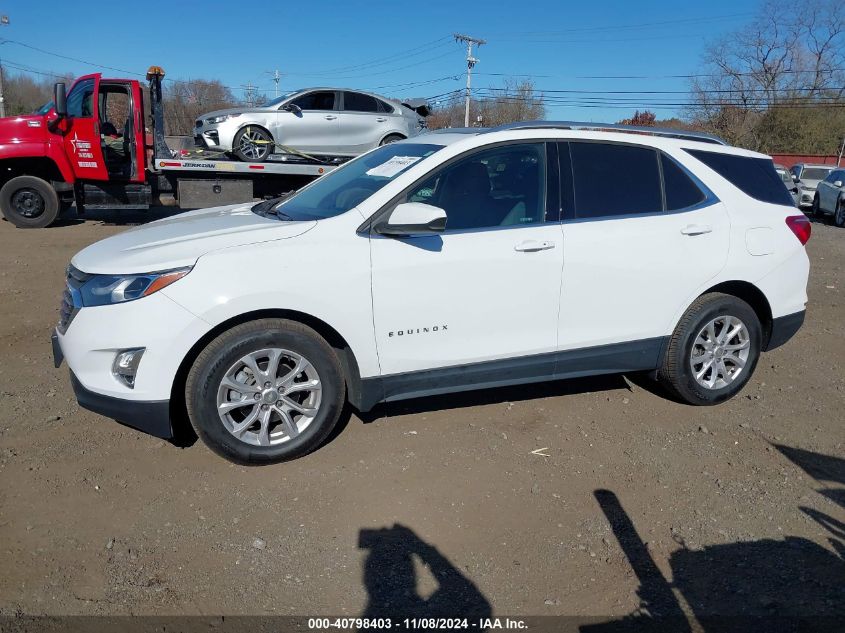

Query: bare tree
[2,69,73,115]
[163,79,240,135]
[427,79,545,129]
[688,0,845,152]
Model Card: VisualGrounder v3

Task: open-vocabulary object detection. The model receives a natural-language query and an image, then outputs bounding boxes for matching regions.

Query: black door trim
[356,336,667,411]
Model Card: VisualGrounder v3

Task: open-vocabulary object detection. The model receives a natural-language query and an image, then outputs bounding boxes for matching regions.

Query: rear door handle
[324,115,337,120]
[680,224,712,236]
[376,117,387,122]
[514,240,555,252]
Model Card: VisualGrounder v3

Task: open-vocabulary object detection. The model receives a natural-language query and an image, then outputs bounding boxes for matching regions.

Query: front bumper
[70,370,173,439]
[798,191,815,207]
[194,120,239,151]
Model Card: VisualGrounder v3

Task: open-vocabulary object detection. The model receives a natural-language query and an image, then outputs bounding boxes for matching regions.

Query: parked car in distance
[775,164,799,206]
[195,88,426,162]
[53,122,811,465]
[790,163,834,209]
[813,167,845,226]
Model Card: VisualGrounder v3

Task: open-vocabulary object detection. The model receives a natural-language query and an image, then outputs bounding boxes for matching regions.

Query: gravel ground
[0,208,842,626]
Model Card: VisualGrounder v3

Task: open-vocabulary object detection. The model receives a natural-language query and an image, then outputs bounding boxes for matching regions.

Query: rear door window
[569,142,663,219]
[661,154,706,210]
[343,92,379,113]
[686,149,795,206]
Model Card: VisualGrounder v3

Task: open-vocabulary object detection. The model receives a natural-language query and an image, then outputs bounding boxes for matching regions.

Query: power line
[287,36,453,77]
[487,12,755,37]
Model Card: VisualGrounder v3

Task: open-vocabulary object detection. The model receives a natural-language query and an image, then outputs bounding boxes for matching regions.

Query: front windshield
[263,91,301,108]
[268,143,442,221]
[802,167,833,180]
[36,101,54,115]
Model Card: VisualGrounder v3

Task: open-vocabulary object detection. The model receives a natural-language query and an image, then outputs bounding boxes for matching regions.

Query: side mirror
[791,174,799,182]
[54,82,67,117]
[284,103,302,115]
[834,181,843,188]
[375,202,447,237]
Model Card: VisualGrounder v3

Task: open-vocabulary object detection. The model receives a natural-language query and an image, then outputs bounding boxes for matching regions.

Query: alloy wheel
[216,348,322,446]
[690,315,751,390]
[237,128,272,160]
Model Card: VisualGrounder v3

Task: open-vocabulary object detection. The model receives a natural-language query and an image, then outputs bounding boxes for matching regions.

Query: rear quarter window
[686,149,794,206]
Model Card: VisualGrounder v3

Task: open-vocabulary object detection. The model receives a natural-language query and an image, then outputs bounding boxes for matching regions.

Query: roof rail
[485,121,727,145]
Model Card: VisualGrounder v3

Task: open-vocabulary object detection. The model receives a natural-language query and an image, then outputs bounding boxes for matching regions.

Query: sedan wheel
[233,126,273,162]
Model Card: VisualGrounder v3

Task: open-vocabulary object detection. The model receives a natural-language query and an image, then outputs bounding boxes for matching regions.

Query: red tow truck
[0,66,336,228]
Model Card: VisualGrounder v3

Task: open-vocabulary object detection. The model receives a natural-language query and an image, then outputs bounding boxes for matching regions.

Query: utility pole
[0,15,10,119]
[272,69,281,98]
[454,33,485,127]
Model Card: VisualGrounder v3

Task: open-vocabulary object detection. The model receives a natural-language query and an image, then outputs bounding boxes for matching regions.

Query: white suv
[52,123,811,465]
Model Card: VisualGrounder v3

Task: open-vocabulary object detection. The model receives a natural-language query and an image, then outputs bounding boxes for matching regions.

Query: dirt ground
[0,208,842,627]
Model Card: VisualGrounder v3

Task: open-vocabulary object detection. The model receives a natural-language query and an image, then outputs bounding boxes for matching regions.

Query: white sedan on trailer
[195,88,426,162]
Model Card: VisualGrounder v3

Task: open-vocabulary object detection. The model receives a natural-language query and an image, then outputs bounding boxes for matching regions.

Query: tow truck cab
[0,66,330,229]
[0,72,150,227]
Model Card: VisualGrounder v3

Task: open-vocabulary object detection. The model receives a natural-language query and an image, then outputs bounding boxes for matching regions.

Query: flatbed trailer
[0,66,337,228]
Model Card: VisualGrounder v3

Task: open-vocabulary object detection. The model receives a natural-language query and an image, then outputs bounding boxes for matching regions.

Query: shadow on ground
[583,445,845,633]
[357,524,491,629]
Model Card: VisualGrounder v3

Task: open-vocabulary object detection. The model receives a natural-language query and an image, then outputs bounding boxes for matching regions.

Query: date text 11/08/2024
[307,618,528,630]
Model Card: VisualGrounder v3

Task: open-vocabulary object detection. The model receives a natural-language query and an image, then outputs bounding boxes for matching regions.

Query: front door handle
[324,115,337,120]
[680,224,712,236]
[514,240,555,252]
[376,117,387,122]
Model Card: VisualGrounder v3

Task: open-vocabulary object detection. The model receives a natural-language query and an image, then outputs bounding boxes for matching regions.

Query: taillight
[785,215,811,245]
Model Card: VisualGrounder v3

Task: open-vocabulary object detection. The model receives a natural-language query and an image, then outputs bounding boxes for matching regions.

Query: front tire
[185,319,346,464]
[232,126,274,162]
[0,175,60,228]
[658,293,762,406]
[812,194,823,218]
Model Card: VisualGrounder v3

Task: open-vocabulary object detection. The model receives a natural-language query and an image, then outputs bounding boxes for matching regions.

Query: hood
[72,203,316,274]
[198,106,275,121]
[0,113,49,145]
[798,178,823,189]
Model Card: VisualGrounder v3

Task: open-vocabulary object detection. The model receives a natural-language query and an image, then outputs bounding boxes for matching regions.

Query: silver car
[789,163,835,209]
[775,165,799,206]
[195,88,425,162]
[813,166,845,226]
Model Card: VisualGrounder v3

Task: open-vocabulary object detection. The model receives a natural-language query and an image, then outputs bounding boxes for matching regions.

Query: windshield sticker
[365,156,421,178]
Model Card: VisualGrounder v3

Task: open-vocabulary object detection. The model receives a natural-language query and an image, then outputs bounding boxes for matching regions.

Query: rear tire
[0,175,60,228]
[658,293,762,406]
[380,134,405,146]
[185,319,346,465]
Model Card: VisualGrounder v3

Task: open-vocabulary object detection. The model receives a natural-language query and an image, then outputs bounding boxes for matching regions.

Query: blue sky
[0,0,761,122]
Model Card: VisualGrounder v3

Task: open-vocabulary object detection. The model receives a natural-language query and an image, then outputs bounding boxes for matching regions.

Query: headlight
[205,114,240,125]
[79,268,191,307]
